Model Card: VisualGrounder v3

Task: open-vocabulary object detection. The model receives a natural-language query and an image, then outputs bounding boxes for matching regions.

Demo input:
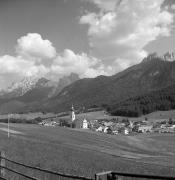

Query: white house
[124,128,129,135]
[170,125,175,129]
[96,126,104,132]
[138,125,152,133]
[82,119,88,129]
[104,127,109,133]
[113,130,118,135]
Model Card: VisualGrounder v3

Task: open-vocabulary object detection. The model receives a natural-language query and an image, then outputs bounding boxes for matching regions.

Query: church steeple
[71,104,75,122]
[71,104,74,111]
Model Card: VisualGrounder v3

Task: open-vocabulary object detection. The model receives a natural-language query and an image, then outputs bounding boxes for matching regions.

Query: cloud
[0,55,32,75]
[86,0,122,11]
[49,49,106,79]
[16,33,56,61]
[0,33,57,88]
[80,12,116,37]
[171,4,175,10]
[0,55,50,88]
[0,33,110,89]
[1,0,174,89]
[80,0,174,70]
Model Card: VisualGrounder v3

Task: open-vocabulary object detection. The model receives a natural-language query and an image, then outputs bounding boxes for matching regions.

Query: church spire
[71,104,74,111]
[71,104,75,122]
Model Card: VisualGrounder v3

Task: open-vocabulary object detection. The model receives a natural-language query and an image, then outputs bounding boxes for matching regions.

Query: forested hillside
[45,57,175,113]
[108,84,175,117]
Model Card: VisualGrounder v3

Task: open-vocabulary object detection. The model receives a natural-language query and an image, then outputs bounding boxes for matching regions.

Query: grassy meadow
[57,109,175,123]
[0,123,175,179]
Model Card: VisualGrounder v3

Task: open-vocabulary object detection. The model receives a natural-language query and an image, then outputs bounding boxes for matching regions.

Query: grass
[58,109,175,122]
[0,109,175,123]
[0,123,175,180]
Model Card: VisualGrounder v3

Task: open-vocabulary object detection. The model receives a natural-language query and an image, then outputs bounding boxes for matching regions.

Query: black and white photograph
[0,0,175,179]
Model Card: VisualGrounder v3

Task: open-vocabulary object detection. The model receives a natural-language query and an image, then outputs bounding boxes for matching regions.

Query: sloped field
[0,123,175,179]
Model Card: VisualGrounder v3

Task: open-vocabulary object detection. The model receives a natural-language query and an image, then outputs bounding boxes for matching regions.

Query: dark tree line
[107,85,175,117]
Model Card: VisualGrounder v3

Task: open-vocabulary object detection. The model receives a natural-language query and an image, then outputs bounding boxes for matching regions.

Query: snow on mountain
[163,51,175,61]
[143,51,175,63]
[3,76,39,97]
[0,73,80,99]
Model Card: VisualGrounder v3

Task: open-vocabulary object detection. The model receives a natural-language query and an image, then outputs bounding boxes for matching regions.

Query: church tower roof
[71,104,75,122]
[71,104,74,111]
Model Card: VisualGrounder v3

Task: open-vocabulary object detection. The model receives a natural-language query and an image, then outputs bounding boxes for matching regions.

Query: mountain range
[44,54,175,113]
[0,52,175,115]
[0,73,79,113]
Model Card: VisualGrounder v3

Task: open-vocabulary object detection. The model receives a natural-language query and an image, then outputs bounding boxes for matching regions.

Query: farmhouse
[170,125,175,129]
[124,128,129,135]
[82,119,88,129]
[41,121,57,126]
[118,127,130,135]
[160,128,174,133]
[138,125,153,133]
[96,126,104,132]
[112,130,118,135]
[104,126,109,133]
[104,122,113,127]
[160,124,171,129]
[103,126,113,134]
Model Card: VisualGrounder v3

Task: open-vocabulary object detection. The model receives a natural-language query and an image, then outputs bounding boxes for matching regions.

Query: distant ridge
[44,55,175,113]
[0,73,80,113]
[0,54,175,115]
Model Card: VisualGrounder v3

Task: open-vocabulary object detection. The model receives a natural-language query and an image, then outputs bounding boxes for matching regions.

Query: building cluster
[38,120,58,126]
[39,118,175,136]
[38,106,175,135]
[90,118,175,135]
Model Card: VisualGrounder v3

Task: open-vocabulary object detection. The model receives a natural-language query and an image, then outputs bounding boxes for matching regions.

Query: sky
[1,0,175,89]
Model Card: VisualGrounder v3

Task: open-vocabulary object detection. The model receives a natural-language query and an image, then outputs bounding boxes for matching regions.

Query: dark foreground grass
[0,123,175,180]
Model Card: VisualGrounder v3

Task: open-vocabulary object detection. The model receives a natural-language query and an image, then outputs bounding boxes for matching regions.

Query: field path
[0,127,24,134]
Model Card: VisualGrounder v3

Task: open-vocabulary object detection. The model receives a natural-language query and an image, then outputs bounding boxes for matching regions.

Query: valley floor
[0,123,175,179]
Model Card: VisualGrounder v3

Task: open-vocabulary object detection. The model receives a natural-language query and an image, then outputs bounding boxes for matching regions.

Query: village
[38,106,175,135]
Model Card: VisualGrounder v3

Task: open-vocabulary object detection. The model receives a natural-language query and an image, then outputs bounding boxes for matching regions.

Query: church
[70,105,89,129]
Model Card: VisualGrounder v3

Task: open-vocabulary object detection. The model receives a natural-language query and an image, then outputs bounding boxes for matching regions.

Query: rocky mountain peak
[59,73,80,86]
[163,51,175,61]
[0,73,80,99]
[35,77,50,87]
[142,51,175,63]
[48,73,80,97]
[142,52,160,63]
[6,76,39,96]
